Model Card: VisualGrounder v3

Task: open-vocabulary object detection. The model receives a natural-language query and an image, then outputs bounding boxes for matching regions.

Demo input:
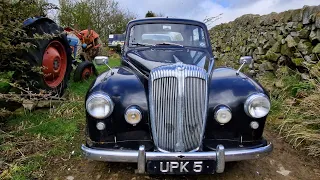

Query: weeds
[258,69,320,156]
[0,57,121,179]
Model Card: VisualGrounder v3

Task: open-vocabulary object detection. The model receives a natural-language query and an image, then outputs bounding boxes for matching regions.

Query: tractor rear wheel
[22,18,72,96]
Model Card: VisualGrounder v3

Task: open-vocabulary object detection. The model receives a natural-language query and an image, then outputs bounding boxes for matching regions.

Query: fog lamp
[96,122,106,130]
[125,107,142,125]
[214,106,232,124]
[250,121,259,129]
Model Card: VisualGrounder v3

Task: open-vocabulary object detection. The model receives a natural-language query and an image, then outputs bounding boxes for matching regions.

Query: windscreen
[129,23,207,48]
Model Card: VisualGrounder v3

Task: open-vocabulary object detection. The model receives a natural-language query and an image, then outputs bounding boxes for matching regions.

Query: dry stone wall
[210,5,320,79]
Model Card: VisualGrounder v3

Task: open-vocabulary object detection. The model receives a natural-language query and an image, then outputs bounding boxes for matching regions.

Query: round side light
[125,107,142,125]
[214,106,232,125]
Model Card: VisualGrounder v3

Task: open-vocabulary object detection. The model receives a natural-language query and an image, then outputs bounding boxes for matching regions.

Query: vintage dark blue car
[81,18,273,175]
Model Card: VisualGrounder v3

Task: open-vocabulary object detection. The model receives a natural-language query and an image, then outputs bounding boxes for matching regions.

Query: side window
[193,28,199,41]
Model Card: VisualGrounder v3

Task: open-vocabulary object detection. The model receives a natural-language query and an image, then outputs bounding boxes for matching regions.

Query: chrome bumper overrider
[81,143,273,174]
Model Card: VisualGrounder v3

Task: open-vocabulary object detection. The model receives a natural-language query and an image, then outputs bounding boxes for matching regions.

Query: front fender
[205,67,268,142]
[86,67,150,142]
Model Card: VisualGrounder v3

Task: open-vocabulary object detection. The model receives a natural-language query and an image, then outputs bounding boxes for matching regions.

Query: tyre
[73,61,98,82]
[22,18,72,96]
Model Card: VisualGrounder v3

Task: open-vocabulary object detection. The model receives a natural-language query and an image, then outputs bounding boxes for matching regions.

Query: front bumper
[81,143,273,174]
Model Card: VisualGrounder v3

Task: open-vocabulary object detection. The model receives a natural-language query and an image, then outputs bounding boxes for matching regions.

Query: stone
[249,70,256,76]
[292,58,304,66]
[292,9,303,22]
[302,6,314,24]
[278,56,288,65]
[281,39,286,44]
[22,100,37,111]
[277,35,284,41]
[316,12,320,28]
[312,43,320,53]
[275,80,284,88]
[276,66,290,76]
[279,26,288,36]
[259,61,275,72]
[297,39,313,55]
[270,42,281,53]
[294,53,302,58]
[285,22,294,30]
[309,29,320,43]
[304,55,317,63]
[263,42,272,50]
[290,31,299,37]
[282,10,293,22]
[265,50,281,62]
[298,29,310,39]
[281,44,293,57]
[301,73,310,80]
[259,37,267,45]
[296,23,304,31]
[257,47,265,55]
[285,35,297,47]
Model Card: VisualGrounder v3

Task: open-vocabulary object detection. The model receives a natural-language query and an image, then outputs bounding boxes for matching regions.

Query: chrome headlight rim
[244,93,270,118]
[86,92,114,119]
[214,105,232,124]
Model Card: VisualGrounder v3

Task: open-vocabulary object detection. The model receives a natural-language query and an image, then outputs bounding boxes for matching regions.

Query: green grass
[0,56,121,179]
[258,69,320,156]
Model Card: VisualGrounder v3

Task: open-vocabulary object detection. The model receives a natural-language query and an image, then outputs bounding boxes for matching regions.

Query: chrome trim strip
[81,143,273,173]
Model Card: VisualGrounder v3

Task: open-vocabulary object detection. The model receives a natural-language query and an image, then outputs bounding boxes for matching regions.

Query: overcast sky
[49,0,320,26]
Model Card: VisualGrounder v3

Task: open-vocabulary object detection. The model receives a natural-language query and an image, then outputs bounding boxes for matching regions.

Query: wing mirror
[239,56,252,65]
[237,56,253,75]
[94,56,109,65]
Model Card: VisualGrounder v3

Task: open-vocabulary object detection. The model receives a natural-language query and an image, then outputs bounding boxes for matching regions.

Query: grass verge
[0,56,121,179]
[258,67,320,157]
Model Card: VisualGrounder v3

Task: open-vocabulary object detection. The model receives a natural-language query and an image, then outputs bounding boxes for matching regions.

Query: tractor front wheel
[73,61,98,82]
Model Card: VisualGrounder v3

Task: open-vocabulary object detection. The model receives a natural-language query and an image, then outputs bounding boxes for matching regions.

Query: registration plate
[146,160,215,174]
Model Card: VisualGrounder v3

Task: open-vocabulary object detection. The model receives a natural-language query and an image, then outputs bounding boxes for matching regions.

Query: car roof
[128,18,206,27]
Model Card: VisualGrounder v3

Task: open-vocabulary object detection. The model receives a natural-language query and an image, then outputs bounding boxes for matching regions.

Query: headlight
[125,107,142,125]
[244,93,270,118]
[214,106,232,124]
[86,93,114,119]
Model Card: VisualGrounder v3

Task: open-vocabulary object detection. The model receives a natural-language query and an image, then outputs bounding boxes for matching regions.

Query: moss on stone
[277,35,284,42]
[265,50,281,61]
[296,23,303,30]
[281,44,293,57]
[297,39,313,55]
[292,58,304,66]
[270,42,281,53]
[312,43,320,53]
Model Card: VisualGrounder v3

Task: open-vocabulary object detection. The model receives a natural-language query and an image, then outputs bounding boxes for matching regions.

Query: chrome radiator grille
[149,64,208,152]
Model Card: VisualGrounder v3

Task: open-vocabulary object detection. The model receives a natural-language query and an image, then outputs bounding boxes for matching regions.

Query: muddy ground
[46,130,320,180]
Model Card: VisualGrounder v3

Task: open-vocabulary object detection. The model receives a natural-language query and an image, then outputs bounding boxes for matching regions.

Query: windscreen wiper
[131,43,152,46]
[154,42,184,47]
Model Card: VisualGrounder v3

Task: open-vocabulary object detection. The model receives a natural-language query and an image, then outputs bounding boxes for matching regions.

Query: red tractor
[19,17,102,96]
[64,27,103,82]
